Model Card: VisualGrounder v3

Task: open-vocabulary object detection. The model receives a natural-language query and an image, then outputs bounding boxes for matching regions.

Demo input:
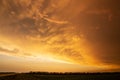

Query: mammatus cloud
[0,0,120,71]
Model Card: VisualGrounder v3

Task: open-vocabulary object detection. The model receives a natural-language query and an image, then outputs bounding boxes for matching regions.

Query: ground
[0,72,120,80]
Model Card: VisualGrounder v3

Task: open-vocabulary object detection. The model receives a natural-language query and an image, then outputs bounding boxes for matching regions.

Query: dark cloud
[0,0,120,69]
[76,0,120,66]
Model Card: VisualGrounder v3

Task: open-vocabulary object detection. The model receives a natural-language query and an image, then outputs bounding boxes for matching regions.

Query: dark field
[0,72,120,80]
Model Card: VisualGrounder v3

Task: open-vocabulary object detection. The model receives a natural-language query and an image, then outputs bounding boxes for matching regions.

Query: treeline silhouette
[0,72,16,74]
[28,71,120,75]
[0,71,120,80]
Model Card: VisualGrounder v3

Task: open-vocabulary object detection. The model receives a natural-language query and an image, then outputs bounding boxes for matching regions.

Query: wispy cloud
[44,17,68,24]
[0,45,31,56]
[0,47,19,54]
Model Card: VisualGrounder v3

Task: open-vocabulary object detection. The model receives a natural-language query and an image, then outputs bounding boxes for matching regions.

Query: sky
[0,0,120,72]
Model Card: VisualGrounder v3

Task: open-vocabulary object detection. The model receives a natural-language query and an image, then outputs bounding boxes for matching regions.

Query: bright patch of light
[28,54,74,64]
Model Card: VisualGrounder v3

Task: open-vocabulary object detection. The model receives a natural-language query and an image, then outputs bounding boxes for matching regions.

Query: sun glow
[28,54,74,64]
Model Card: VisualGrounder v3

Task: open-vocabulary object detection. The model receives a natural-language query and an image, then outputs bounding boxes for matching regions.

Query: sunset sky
[0,0,120,72]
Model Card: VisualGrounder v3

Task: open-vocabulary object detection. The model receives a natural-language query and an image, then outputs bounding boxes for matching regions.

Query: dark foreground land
[0,72,120,80]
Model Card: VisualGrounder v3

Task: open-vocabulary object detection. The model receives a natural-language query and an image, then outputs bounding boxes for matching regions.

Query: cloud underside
[0,0,120,69]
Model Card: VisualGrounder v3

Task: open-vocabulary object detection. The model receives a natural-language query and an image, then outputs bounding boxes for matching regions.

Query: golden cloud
[0,0,120,71]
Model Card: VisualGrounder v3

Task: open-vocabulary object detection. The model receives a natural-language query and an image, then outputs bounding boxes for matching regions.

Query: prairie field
[0,72,120,80]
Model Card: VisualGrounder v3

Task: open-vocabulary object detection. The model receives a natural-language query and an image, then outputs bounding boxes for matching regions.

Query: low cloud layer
[0,46,19,54]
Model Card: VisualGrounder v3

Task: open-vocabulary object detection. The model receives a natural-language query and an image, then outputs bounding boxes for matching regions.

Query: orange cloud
[0,0,120,72]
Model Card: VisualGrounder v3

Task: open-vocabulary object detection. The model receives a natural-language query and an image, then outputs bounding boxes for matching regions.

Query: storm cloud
[0,0,120,71]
